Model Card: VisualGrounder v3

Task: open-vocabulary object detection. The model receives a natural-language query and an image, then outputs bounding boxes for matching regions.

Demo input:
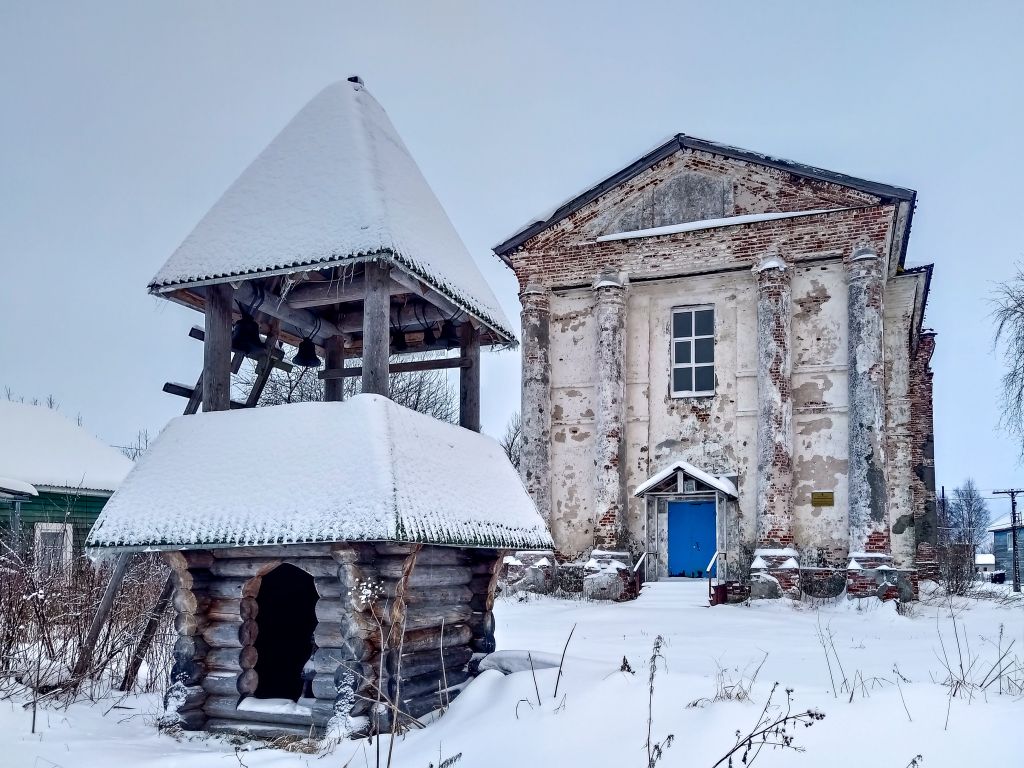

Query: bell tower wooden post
[203,283,235,412]
[324,336,346,402]
[460,323,481,432]
[362,261,391,396]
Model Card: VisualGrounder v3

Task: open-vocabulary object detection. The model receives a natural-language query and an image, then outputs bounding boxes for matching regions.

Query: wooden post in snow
[73,551,130,678]
[362,261,391,397]
[459,323,481,432]
[203,283,234,412]
[324,336,346,402]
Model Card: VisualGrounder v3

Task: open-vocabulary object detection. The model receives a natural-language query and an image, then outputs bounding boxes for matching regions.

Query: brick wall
[909,332,938,581]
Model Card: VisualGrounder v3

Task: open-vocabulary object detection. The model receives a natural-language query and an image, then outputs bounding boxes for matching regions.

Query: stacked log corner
[162,543,503,739]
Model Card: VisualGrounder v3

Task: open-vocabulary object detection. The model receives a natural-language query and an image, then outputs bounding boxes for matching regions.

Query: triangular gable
[494,134,916,271]
[150,78,515,343]
[633,459,738,498]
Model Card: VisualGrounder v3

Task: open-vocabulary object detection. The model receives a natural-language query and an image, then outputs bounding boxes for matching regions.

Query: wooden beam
[164,382,246,409]
[188,325,292,372]
[459,323,481,432]
[319,356,470,380]
[245,324,281,408]
[324,336,346,401]
[362,262,390,396]
[390,269,466,324]
[202,284,234,412]
[234,282,342,344]
[286,276,407,308]
[73,551,131,678]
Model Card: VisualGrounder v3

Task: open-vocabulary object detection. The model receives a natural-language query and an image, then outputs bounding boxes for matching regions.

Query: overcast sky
[1,1,1022,513]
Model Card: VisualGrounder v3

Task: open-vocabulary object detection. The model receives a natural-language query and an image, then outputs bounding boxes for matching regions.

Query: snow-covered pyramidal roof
[150,78,515,342]
[86,395,551,551]
[0,401,133,493]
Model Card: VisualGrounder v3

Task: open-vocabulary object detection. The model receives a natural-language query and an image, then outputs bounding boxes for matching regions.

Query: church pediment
[494,134,914,258]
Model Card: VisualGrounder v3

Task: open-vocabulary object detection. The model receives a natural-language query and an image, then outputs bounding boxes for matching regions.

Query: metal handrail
[707,551,726,604]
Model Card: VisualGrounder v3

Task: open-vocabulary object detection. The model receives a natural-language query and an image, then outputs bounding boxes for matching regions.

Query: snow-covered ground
[4,581,1021,767]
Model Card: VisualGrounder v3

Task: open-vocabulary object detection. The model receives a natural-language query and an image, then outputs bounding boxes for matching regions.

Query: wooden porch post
[324,336,346,402]
[459,323,481,432]
[202,283,234,412]
[362,261,391,397]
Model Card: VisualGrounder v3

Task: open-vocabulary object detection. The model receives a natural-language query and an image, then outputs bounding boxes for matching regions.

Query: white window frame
[670,305,715,398]
[34,522,73,577]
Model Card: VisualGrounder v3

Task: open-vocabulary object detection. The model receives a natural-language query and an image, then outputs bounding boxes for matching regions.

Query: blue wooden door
[667,500,716,577]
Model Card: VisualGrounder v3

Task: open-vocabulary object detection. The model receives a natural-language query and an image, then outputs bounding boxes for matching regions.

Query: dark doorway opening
[254,563,318,700]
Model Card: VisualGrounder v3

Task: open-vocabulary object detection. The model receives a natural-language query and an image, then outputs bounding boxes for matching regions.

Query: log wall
[162,542,503,738]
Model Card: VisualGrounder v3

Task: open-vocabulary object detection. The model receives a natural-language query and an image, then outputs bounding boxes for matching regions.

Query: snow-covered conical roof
[86,394,551,551]
[150,78,515,342]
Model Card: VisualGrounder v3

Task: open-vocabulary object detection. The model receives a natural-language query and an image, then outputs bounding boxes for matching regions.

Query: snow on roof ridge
[0,402,132,493]
[149,80,516,342]
[596,208,853,243]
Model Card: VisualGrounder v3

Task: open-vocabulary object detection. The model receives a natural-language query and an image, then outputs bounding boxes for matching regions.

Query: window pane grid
[671,307,714,397]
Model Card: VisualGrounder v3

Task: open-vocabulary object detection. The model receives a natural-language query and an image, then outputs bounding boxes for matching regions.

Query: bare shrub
[0,545,173,707]
[710,683,824,767]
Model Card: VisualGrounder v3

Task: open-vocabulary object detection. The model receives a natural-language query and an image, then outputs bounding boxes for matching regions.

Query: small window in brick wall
[671,306,715,397]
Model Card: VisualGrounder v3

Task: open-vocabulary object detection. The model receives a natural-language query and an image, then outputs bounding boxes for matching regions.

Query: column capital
[592,269,629,291]
[752,253,788,275]
[521,280,548,296]
[851,243,879,261]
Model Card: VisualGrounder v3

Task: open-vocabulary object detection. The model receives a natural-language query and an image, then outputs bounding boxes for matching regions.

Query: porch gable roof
[633,459,738,499]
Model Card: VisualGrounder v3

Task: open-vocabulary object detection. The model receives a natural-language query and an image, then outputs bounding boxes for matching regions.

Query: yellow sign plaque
[811,491,835,507]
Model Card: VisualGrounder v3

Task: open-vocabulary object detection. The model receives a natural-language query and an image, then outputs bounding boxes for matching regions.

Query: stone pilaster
[750,255,797,597]
[520,282,552,525]
[593,270,628,549]
[846,245,892,594]
[910,332,938,582]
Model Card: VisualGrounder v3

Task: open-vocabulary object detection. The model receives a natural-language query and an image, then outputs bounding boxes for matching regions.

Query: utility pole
[993,489,1022,593]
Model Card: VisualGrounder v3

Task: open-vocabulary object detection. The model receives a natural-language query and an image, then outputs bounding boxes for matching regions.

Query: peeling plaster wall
[754,261,794,549]
[520,286,553,525]
[884,277,920,568]
[593,280,628,547]
[625,272,756,567]
[506,145,928,575]
[548,291,599,556]
[790,262,850,568]
[847,252,889,555]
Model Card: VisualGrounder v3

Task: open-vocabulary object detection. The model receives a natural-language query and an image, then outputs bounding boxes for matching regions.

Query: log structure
[87,395,551,739]
[162,542,503,737]
[83,77,552,744]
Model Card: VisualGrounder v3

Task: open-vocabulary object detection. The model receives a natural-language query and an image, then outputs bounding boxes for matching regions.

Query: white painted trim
[34,522,74,576]
[634,459,738,498]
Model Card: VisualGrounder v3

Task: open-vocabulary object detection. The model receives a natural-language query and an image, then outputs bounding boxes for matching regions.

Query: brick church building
[494,135,937,599]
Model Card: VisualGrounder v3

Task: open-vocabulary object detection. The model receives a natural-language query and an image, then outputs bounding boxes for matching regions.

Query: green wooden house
[0,401,132,570]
